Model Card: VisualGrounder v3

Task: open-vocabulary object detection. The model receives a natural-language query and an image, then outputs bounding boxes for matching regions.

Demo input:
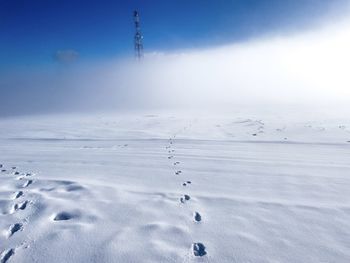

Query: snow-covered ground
[1,113,350,262]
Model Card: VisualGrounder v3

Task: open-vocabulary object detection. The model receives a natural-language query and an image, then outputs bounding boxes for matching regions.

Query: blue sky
[0,0,348,70]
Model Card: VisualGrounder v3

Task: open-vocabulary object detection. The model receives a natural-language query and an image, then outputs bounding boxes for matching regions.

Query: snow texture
[0,113,350,262]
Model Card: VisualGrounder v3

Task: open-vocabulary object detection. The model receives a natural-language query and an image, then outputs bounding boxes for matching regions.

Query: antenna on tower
[133,10,143,60]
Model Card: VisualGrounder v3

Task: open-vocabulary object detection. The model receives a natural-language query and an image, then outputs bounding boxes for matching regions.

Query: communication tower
[134,10,143,59]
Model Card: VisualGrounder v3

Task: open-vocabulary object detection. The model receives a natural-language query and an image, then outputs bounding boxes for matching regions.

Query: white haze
[1,17,350,117]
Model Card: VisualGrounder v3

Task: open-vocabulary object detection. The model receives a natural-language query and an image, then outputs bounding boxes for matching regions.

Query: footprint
[193,212,201,222]
[13,191,24,200]
[168,156,173,159]
[25,173,32,177]
[65,184,84,192]
[1,169,6,173]
[12,200,28,213]
[53,212,73,221]
[182,181,191,186]
[22,180,33,188]
[7,223,23,238]
[175,171,182,175]
[14,171,20,175]
[192,243,207,257]
[0,248,15,263]
[180,195,190,203]
[173,162,180,165]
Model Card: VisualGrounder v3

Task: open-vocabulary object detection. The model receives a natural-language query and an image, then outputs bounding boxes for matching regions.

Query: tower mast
[134,10,143,60]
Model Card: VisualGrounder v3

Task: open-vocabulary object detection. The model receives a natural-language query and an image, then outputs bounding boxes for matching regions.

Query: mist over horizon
[1,3,350,118]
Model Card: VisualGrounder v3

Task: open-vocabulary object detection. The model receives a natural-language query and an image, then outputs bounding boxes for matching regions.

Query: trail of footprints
[166,135,207,257]
[1,133,208,261]
[0,164,35,263]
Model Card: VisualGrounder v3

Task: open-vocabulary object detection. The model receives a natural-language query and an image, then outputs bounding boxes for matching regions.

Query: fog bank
[1,18,350,117]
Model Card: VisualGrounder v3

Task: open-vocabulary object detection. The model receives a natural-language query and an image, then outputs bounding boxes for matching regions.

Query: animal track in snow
[193,212,201,222]
[65,184,84,192]
[180,195,190,203]
[182,181,191,186]
[192,243,207,257]
[7,223,23,238]
[0,248,15,263]
[13,191,24,199]
[168,156,174,159]
[175,171,182,175]
[53,211,74,221]
[173,162,180,165]
[12,200,29,213]
[22,180,33,188]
